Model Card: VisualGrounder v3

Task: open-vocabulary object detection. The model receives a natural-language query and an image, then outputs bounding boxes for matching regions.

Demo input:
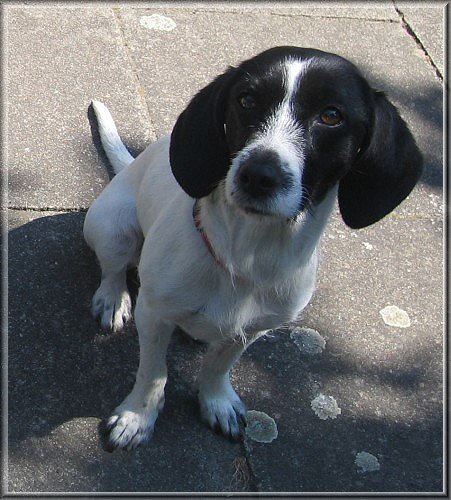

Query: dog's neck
[196,184,338,287]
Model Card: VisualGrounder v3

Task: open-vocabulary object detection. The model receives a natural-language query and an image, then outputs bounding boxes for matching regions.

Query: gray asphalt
[5,2,445,495]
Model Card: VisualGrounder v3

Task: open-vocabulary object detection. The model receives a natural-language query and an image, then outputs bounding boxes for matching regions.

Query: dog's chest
[175,271,313,343]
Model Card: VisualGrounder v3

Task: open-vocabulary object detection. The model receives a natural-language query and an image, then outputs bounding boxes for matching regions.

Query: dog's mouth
[226,181,302,220]
[228,192,293,220]
[241,205,274,217]
[228,172,305,218]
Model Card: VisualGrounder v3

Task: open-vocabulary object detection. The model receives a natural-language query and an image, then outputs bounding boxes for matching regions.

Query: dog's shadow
[8,212,205,448]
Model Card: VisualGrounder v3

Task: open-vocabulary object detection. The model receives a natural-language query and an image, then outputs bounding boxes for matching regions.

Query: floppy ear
[338,91,423,229]
[169,68,238,199]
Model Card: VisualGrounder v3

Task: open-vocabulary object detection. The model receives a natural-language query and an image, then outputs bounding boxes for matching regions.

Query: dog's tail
[91,100,135,174]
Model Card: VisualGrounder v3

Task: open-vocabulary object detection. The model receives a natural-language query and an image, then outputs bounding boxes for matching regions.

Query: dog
[84,46,422,452]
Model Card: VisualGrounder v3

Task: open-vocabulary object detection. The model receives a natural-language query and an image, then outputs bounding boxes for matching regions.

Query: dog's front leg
[198,333,260,441]
[101,294,173,451]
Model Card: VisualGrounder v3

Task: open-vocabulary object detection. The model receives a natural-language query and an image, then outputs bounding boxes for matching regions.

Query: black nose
[237,151,284,198]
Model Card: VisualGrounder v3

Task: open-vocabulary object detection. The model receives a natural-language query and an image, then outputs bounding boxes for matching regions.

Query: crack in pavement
[111,7,157,143]
[8,206,88,213]
[394,3,443,83]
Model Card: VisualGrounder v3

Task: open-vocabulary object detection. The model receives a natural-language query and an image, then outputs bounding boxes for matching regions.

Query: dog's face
[223,51,372,219]
[170,46,422,228]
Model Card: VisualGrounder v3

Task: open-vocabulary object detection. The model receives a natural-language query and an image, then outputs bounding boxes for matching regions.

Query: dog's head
[170,46,423,229]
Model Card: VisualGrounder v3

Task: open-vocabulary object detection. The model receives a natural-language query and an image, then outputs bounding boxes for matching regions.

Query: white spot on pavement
[245,410,278,443]
[362,241,373,250]
[311,394,341,420]
[290,327,325,355]
[380,305,411,328]
[139,14,176,31]
[355,451,381,473]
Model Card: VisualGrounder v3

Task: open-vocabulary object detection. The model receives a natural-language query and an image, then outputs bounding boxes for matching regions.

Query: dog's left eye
[320,107,343,126]
[238,93,257,109]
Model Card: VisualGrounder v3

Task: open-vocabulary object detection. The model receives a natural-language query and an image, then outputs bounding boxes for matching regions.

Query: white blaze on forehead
[283,58,308,99]
[256,58,310,160]
[226,57,313,219]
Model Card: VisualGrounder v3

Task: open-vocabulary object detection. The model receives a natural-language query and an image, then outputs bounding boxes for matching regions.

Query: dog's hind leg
[84,193,143,332]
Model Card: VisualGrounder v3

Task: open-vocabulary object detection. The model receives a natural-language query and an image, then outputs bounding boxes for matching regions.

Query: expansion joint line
[8,206,88,213]
[111,7,155,140]
[394,4,443,83]
[240,440,260,492]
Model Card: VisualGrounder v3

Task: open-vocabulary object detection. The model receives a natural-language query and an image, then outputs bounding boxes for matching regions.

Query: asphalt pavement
[5,2,445,496]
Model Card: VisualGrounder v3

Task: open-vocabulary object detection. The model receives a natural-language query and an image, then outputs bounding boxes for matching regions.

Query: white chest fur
[137,176,336,344]
[174,253,318,343]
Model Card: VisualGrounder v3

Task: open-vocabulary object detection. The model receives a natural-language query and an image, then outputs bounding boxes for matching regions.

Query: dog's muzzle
[227,146,301,219]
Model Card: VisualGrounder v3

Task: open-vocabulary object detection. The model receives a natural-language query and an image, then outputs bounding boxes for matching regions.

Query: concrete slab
[6,6,154,209]
[117,6,425,134]
[6,4,443,210]
[117,6,443,212]
[8,206,442,493]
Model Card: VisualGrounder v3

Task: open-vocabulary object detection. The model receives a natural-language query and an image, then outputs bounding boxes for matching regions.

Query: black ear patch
[338,91,423,229]
[169,68,238,199]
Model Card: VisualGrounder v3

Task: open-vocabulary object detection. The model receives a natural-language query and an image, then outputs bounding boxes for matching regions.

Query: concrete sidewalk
[5,2,445,495]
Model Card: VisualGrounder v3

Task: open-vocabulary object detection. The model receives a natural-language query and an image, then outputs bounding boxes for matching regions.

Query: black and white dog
[84,46,422,451]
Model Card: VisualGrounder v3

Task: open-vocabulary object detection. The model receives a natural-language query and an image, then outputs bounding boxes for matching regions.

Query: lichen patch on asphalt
[380,305,411,328]
[290,327,326,355]
[245,410,278,443]
[355,451,381,473]
[139,14,177,31]
[310,394,342,420]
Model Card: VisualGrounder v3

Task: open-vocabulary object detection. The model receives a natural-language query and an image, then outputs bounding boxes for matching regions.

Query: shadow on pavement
[8,211,443,492]
[8,212,252,492]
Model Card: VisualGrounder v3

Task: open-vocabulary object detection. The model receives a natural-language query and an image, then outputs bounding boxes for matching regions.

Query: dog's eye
[320,107,343,126]
[238,93,257,109]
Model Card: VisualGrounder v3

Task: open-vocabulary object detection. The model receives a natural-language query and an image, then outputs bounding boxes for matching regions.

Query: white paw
[100,409,157,452]
[91,283,132,331]
[198,382,246,441]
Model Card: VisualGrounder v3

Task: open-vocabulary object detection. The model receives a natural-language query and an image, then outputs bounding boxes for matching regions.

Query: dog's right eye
[320,107,343,126]
[238,93,257,109]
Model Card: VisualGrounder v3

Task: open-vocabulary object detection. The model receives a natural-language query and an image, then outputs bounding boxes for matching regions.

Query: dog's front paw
[199,383,246,441]
[99,410,156,452]
[91,284,132,332]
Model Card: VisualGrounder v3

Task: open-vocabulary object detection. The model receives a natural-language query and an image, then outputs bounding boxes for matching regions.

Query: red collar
[193,201,227,270]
